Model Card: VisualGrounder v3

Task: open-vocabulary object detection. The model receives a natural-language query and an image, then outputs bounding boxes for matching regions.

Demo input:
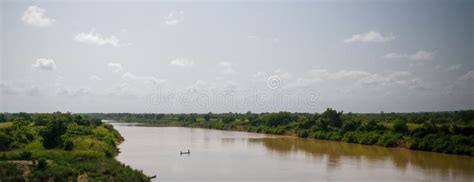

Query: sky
[0,0,473,113]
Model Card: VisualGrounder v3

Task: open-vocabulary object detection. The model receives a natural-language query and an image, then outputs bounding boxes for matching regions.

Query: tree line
[88,109,474,156]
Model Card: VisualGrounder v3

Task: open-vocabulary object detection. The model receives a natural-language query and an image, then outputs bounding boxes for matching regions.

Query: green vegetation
[0,112,148,181]
[89,109,474,156]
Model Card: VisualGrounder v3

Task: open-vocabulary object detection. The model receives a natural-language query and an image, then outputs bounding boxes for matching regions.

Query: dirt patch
[8,160,34,176]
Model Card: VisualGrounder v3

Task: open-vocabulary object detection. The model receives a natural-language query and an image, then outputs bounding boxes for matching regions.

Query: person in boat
[180,149,190,155]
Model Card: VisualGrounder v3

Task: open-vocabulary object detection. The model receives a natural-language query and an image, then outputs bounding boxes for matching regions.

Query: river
[113,123,474,182]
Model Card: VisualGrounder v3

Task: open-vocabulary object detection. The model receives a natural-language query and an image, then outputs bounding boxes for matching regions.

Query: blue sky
[0,0,473,113]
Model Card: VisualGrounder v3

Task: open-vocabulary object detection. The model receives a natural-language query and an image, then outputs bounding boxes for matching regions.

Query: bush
[0,154,6,160]
[342,132,357,143]
[105,150,113,158]
[311,131,342,141]
[342,132,380,145]
[37,158,48,170]
[20,151,33,160]
[63,140,75,151]
[393,120,408,133]
[359,132,380,145]
[0,162,24,181]
[377,132,400,147]
[297,130,309,138]
[341,120,360,133]
[0,132,12,151]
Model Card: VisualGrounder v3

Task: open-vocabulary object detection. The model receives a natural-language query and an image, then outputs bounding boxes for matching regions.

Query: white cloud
[89,75,102,81]
[252,71,268,81]
[75,30,126,47]
[106,83,139,99]
[273,69,292,79]
[247,35,281,44]
[383,50,435,67]
[218,62,232,67]
[251,69,292,82]
[107,62,123,73]
[409,50,435,61]
[383,50,435,61]
[106,72,165,98]
[26,86,41,96]
[304,69,425,90]
[21,6,56,27]
[57,87,90,97]
[329,70,373,80]
[446,70,474,96]
[165,10,184,25]
[307,69,330,82]
[170,58,194,67]
[459,70,474,81]
[32,58,56,71]
[187,80,213,90]
[436,64,462,72]
[121,72,165,84]
[447,64,462,71]
[0,82,19,95]
[218,62,236,74]
[344,31,395,43]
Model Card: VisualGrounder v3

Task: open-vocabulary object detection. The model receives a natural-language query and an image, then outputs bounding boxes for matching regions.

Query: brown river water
[113,124,474,182]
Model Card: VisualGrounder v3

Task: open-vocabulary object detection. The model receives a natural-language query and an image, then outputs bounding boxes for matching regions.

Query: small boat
[180,149,190,155]
[148,175,157,179]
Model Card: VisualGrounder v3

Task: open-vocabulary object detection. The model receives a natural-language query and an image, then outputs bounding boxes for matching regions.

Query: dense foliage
[88,109,474,156]
[0,112,148,181]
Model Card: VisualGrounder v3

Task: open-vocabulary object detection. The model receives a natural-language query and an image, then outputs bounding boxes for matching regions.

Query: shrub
[63,140,75,151]
[377,132,400,147]
[105,150,113,158]
[342,132,357,143]
[393,120,408,133]
[0,132,12,151]
[0,162,23,181]
[20,151,33,160]
[37,158,47,170]
[297,130,309,138]
[359,132,380,145]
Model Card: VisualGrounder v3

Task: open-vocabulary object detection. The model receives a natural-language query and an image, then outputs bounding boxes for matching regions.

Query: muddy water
[114,124,474,182]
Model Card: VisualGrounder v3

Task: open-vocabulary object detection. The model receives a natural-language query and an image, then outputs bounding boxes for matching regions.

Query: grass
[0,122,13,129]
[0,122,148,181]
[380,122,422,131]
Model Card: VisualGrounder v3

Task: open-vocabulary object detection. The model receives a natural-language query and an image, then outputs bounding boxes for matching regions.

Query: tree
[17,112,31,121]
[296,115,313,129]
[40,119,68,148]
[360,120,385,131]
[0,132,12,151]
[222,115,235,123]
[260,112,295,126]
[393,119,408,133]
[204,112,211,122]
[341,120,360,133]
[319,108,342,128]
[0,114,6,123]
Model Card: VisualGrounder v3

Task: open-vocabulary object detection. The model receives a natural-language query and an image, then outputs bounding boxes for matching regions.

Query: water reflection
[260,137,474,178]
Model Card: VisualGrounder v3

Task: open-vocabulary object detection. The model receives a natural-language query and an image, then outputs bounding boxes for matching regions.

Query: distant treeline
[87,109,474,156]
[0,112,148,181]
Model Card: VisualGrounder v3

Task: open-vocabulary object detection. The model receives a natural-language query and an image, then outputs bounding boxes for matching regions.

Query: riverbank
[0,113,149,181]
[88,109,474,156]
